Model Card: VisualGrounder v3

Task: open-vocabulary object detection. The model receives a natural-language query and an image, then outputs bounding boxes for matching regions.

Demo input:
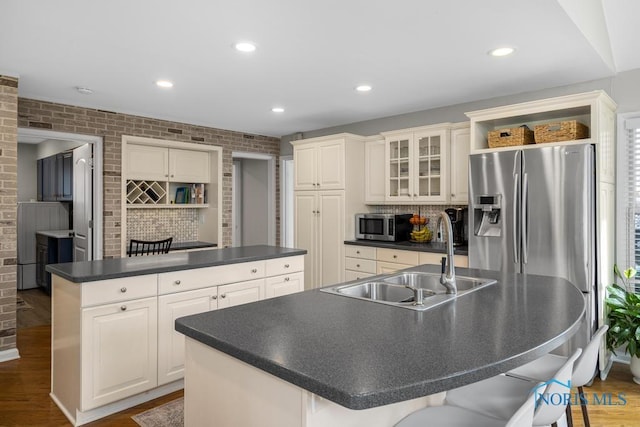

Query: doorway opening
[231,152,276,247]
[16,128,103,329]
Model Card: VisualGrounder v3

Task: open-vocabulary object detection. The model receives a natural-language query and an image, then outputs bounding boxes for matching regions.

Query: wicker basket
[487,126,535,148]
[534,121,589,143]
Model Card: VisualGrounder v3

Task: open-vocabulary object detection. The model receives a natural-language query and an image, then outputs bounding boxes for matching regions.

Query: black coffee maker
[445,208,468,247]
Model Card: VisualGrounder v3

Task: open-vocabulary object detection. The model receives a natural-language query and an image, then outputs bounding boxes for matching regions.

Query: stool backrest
[128,237,173,256]
[573,324,609,387]
[533,348,582,426]
[506,389,536,427]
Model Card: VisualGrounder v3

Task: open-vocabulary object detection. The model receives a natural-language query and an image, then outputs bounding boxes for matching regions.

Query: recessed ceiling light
[271,107,285,113]
[235,42,257,52]
[488,47,515,57]
[76,87,93,95]
[356,85,372,92]
[156,80,174,88]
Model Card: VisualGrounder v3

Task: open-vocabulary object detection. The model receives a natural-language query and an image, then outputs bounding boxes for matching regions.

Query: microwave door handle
[388,218,394,236]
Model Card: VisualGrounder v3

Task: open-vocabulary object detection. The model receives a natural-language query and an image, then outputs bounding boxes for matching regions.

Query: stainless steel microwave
[355,213,413,242]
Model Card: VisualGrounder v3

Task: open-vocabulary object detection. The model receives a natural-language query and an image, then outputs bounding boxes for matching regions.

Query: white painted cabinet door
[294,192,317,290]
[294,144,317,190]
[265,272,304,299]
[218,279,265,309]
[157,287,217,386]
[81,297,158,411]
[413,129,448,203]
[169,148,210,183]
[317,140,345,189]
[125,144,169,181]
[450,126,470,204]
[318,190,344,287]
[365,139,386,203]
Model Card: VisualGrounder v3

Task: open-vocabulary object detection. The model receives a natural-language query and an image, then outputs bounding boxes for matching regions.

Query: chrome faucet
[436,212,457,294]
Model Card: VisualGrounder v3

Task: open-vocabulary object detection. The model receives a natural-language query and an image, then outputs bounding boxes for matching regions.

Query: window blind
[624,117,640,292]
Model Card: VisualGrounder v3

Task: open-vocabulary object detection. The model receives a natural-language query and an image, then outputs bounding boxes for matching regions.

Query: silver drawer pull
[175,280,181,285]
[284,264,290,268]
[393,255,397,259]
[285,277,290,282]
[356,250,360,254]
[212,295,217,300]
[221,294,226,298]
[120,287,127,293]
[120,305,127,311]
[251,268,257,273]
[356,264,360,268]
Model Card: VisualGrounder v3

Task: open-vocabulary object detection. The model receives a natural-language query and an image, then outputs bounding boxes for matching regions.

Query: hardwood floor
[0,325,638,426]
[17,289,52,329]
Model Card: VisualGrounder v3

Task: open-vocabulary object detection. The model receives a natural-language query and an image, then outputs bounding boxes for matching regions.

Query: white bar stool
[395,388,536,427]
[506,325,609,427]
[444,348,582,427]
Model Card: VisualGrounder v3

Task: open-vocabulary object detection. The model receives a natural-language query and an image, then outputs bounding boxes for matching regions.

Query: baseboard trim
[0,348,20,363]
[52,380,184,426]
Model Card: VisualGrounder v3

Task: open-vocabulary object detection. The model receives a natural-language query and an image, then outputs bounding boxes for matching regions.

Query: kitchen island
[176,264,585,427]
[46,245,306,426]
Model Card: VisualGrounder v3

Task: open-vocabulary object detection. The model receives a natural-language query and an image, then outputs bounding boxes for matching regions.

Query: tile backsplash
[126,209,198,243]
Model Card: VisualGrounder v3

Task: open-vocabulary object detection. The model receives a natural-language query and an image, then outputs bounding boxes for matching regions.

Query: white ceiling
[1,0,638,138]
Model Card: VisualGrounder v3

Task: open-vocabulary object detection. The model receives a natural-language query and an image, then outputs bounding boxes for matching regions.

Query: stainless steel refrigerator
[468,143,595,355]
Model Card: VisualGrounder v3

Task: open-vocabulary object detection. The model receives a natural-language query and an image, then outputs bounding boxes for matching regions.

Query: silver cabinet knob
[316,210,320,214]
[356,264,361,268]
[285,277,290,282]
[171,174,174,178]
[356,250,360,254]
[284,264,290,268]
[212,295,217,300]
[393,255,397,259]
[451,193,455,197]
[120,287,127,293]
[316,183,320,187]
[175,280,181,285]
[221,294,226,298]
[414,193,418,197]
[251,268,258,273]
[120,305,127,311]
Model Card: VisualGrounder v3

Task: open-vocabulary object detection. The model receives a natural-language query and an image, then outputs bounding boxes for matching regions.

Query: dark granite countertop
[345,239,468,255]
[46,245,306,283]
[36,230,74,239]
[169,241,217,251]
[175,264,584,410]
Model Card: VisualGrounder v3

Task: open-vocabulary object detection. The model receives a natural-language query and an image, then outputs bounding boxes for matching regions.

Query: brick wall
[17,99,281,257]
[0,76,18,353]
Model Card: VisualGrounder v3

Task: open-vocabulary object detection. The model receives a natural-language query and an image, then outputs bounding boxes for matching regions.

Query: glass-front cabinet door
[385,134,413,202]
[414,130,447,202]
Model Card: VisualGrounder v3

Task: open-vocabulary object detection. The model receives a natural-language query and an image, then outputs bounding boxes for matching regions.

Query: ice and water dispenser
[473,195,502,237]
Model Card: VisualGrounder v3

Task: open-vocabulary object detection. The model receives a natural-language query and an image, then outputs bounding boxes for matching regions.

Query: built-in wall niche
[120,135,223,255]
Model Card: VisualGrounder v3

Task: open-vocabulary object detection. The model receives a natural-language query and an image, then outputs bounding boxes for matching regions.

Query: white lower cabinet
[157,287,218,386]
[265,271,304,298]
[81,296,158,411]
[218,279,265,309]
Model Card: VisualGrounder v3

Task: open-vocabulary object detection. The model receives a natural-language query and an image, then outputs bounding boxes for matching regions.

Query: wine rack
[126,180,167,205]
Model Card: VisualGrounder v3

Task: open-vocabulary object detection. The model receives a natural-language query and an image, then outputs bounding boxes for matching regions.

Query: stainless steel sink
[320,272,496,311]
[382,272,496,294]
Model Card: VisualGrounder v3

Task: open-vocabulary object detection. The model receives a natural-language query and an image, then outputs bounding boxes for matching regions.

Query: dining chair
[506,325,609,427]
[128,237,173,256]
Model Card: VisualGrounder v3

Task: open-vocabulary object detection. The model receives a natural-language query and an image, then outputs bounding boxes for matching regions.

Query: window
[617,114,640,293]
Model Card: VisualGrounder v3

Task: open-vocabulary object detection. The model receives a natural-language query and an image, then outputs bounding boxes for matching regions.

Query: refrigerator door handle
[513,172,520,264]
[522,172,529,264]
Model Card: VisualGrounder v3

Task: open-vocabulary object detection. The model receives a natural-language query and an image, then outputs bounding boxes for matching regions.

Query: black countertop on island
[344,239,468,255]
[175,264,584,410]
[46,245,306,283]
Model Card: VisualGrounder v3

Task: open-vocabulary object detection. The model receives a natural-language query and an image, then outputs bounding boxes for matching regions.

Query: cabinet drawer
[216,261,266,284]
[344,257,377,274]
[344,270,375,282]
[264,271,304,299]
[344,245,376,260]
[376,248,419,266]
[418,252,468,268]
[265,256,304,277]
[158,266,224,295]
[376,261,414,275]
[81,275,157,308]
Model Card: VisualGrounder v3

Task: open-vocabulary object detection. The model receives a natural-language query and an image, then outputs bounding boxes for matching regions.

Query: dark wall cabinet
[37,152,73,202]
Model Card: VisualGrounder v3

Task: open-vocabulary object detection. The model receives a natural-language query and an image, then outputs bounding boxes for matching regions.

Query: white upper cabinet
[294,139,345,190]
[450,124,470,204]
[384,127,449,204]
[126,144,169,181]
[364,138,386,203]
[169,148,210,183]
[125,143,210,184]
